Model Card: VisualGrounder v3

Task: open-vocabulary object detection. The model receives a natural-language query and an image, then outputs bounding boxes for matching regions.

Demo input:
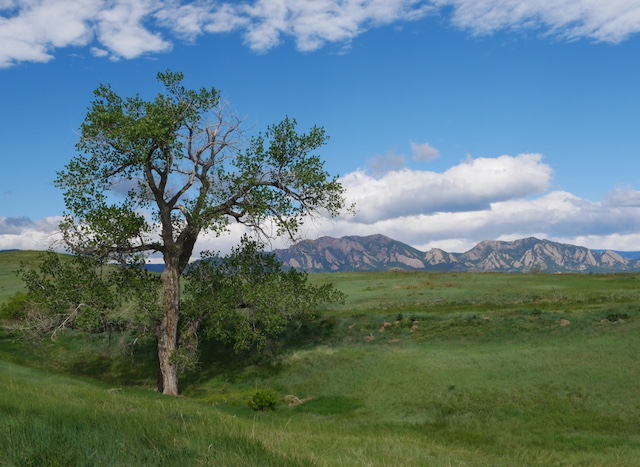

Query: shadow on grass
[1,313,341,393]
[293,395,364,416]
[180,315,339,391]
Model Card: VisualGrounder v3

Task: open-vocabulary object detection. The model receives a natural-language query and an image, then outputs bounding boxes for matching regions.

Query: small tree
[53,70,348,395]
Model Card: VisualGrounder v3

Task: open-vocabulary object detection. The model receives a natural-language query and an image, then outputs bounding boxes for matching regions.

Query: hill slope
[0,250,44,302]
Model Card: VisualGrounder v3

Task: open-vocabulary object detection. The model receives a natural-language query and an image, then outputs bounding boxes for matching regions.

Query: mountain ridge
[272,235,640,273]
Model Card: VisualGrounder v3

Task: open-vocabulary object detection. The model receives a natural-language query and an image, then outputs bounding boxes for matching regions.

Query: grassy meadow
[0,250,39,303]
[1,251,640,465]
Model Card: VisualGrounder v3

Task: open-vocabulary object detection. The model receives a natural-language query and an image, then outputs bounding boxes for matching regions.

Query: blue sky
[2,0,640,256]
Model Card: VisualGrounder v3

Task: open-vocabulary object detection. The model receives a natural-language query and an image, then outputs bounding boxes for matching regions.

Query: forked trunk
[157,259,180,395]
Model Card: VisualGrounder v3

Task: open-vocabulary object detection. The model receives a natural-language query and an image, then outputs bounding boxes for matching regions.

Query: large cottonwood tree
[55,70,347,395]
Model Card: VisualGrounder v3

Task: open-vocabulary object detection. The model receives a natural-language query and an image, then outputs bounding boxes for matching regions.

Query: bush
[606,312,630,322]
[248,389,279,411]
[0,292,29,320]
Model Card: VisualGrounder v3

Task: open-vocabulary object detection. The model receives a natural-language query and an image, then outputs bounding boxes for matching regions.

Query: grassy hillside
[0,250,41,302]
[0,358,309,466]
[2,269,640,465]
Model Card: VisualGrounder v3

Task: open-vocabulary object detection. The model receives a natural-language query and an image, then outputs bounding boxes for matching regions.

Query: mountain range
[272,235,640,273]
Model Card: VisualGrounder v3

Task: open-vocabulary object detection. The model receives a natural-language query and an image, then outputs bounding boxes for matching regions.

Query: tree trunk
[157,258,181,395]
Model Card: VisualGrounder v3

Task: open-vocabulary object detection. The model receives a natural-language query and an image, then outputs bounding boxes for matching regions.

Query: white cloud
[434,0,640,43]
[0,213,288,261]
[300,185,640,254]
[343,153,552,223]
[2,0,640,67]
[0,216,62,250]
[95,0,171,60]
[0,0,433,67]
[0,0,169,67]
[90,46,108,57]
[606,185,640,207]
[5,165,640,256]
[0,0,95,66]
[271,153,640,254]
[223,0,436,52]
[202,181,640,253]
[556,233,640,252]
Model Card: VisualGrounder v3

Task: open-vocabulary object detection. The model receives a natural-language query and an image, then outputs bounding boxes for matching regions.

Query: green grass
[2,264,640,465]
[179,316,640,465]
[314,271,640,315]
[0,359,310,466]
[0,250,42,303]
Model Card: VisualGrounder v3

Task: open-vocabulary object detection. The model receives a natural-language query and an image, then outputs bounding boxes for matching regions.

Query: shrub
[0,291,29,320]
[248,390,279,411]
[606,312,630,322]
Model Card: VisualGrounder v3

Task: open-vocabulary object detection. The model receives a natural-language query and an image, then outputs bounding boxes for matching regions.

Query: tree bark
[157,258,180,395]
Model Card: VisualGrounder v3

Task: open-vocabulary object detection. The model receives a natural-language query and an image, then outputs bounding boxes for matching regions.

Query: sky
[2,0,640,259]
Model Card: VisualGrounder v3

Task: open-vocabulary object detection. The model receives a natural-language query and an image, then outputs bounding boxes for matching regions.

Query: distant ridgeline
[271,235,640,273]
[8,239,640,274]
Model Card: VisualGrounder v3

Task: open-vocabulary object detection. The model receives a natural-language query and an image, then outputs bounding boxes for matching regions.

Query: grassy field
[1,252,640,465]
[0,250,39,303]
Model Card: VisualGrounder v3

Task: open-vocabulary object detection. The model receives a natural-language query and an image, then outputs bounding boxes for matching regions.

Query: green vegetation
[55,70,348,395]
[0,359,307,466]
[0,250,41,302]
[2,259,640,465]
[248,389,280,412]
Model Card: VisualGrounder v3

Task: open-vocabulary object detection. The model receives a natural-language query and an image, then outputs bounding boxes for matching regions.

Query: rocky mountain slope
[272,235,639,273]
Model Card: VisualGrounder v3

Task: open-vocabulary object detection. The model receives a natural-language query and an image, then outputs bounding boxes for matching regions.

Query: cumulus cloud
[0,216,62,235]
[213,184,640,254]
[302,185,640,253]
[0,0,169,67]
[5,159,640,255]
[606,185,640,207]
[275,153,640,254]
[0,213,287,260]
[3,0,639,67]
[0,0,433,67]
[344,153,552,223]
[0,0,95,66]
[95,0,171,59]
[0,216,62,250]
[200,0,435,53]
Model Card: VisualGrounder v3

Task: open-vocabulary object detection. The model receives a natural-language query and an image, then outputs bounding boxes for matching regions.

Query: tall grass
[0,359,312,466]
